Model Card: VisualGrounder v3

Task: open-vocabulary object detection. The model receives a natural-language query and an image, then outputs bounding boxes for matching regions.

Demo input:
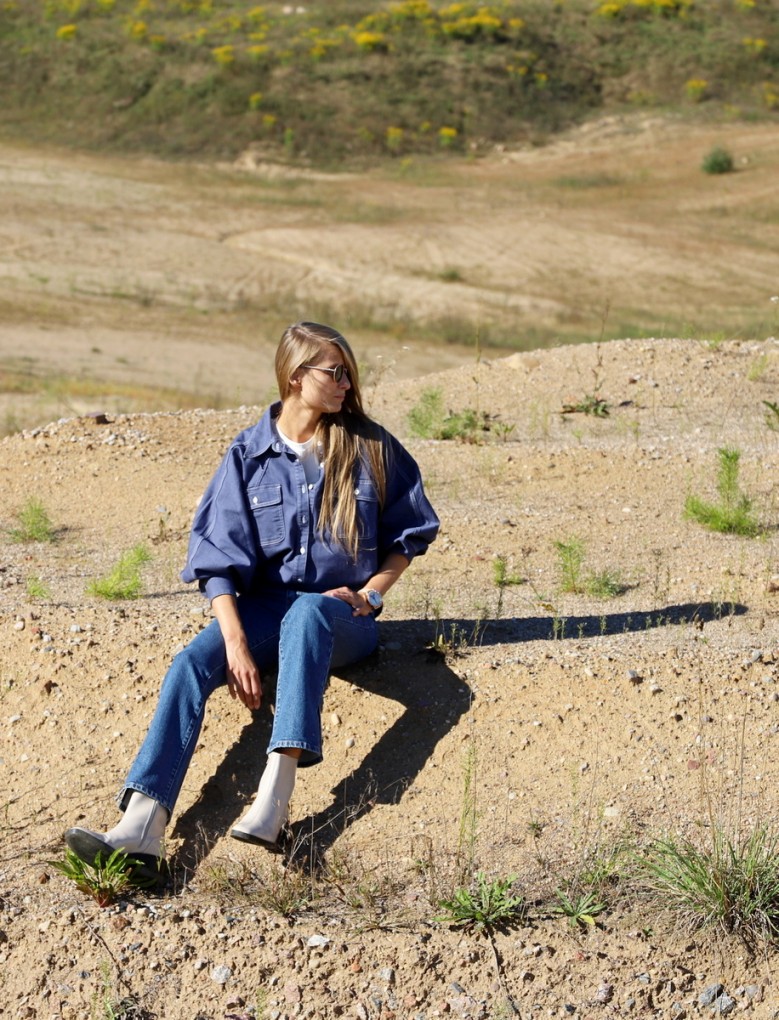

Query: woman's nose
[340,373,351,391]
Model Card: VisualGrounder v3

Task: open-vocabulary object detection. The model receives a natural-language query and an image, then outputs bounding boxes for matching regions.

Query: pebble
[699,983,724,1007]
[211,964,231,983]
[596,983,613,1003]
[307,934,330,948]
[379,967,395,984]
[13,620,24,631]
[345,736,355,748]
[712,994,736,1015]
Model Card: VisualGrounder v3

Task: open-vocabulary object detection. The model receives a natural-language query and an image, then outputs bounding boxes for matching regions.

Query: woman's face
[295,345,351,416]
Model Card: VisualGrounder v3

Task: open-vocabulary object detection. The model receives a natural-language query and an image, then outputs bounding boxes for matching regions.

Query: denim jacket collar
[244,401,284,459]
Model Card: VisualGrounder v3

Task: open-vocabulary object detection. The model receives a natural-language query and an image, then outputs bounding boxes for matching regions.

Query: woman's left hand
[324,586,372,617]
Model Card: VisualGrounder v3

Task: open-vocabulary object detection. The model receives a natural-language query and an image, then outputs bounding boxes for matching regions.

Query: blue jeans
[121,591,378,817]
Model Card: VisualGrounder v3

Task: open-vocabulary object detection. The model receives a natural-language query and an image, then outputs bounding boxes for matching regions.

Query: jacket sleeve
[180,443,258,602]
[377,435,439,562]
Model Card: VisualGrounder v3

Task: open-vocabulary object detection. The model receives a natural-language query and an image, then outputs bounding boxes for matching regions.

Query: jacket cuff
[204,577,237,603]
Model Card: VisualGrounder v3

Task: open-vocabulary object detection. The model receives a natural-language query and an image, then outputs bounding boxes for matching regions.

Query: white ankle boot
[103,792,167,858]
[65,792,167,884]
[231,752,297,850]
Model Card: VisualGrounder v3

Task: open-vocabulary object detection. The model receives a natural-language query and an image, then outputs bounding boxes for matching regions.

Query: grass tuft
[638,826,779,942]
[86,544,152,600]
[684,446,760,536]
[9,497,56,543]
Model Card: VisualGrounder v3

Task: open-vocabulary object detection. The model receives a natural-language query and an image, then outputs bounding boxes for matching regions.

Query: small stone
[636,973,651,985]
[627,670,642,685]
[211,965,232,984]
[712,994,736,1015]
[330,713,341,726]
[596,983,613,1003]
[699,983,724,1007]
[307,934,330,948]
[13,620,25,631]
[284,981,301,1004]
[379,967,395,984]
[345,736,355,749]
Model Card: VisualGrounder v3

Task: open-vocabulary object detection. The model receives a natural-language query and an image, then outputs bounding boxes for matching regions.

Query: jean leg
[122,595,286,815]
[268,593,378,767]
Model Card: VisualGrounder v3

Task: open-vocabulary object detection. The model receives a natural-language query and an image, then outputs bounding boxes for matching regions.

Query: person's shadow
[169,598,745,874]
[169,618,472,875]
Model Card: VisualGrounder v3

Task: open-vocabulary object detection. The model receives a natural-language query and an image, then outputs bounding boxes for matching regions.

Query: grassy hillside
[0,0,777,163]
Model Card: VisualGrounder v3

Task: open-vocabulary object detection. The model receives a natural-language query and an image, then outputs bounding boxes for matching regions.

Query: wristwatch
[359,588,384,612]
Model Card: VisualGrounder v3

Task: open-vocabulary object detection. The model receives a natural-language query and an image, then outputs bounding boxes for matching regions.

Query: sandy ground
[1,335,779,1019]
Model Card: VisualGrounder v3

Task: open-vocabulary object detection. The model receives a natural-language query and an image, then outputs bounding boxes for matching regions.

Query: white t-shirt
[277,427,322,486]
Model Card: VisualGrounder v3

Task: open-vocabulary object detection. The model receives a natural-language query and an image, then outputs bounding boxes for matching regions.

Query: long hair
[275,322,387,560]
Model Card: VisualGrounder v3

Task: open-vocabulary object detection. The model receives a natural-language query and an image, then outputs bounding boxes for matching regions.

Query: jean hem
[118,783,174,820]
[267,739,322,767]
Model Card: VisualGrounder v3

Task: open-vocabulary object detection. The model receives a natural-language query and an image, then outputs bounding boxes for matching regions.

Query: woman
[65,322,439,883]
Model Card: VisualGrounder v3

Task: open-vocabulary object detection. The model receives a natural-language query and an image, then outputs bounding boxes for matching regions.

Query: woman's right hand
[211,593,262,711]
[225,635,262,710]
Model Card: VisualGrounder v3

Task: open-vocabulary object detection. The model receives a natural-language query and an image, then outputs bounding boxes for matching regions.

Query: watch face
[366,590,383,608]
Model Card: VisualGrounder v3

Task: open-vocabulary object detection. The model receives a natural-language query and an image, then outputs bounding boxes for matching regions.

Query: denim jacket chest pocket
[247,483,286,548]
[354,477,379,549]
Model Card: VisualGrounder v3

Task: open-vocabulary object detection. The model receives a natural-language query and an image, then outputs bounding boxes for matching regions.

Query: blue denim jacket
[181,403,439,602]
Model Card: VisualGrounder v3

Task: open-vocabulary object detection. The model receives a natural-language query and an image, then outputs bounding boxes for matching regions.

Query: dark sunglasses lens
[333,365,344,382]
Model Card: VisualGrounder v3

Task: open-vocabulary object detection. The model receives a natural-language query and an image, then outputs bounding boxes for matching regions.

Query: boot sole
[229,827,287,853]
[65,828,168,888]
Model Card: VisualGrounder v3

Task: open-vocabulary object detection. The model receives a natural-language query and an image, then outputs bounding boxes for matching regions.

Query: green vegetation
[8,497,56,543]
[86,544,152,600]
[0,1,777,164]
[684,446,761,537]
[701,145,735,175]
[26,574,52,600]
[764,400,779,432]
[554,536,626,597]
[437,871,525,932]
[638,827,779,941]
[553,887,607,929]
[50,848,155,907]
[407,388,488,442]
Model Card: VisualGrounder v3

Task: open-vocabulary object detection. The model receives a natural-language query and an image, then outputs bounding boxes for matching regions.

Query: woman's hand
[324,586,373,616]
[211,593,262,710]
[224,634,262,710]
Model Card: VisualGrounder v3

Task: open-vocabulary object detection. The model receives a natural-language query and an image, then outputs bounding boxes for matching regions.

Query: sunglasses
[302,363,349,383]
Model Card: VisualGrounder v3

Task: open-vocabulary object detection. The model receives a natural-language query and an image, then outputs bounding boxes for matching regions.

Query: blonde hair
[275,322,388,560]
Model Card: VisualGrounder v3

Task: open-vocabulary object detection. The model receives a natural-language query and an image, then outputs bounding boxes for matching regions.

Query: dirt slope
[1,336,779,1019]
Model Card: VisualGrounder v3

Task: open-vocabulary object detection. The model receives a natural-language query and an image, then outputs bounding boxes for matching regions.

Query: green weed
[553,887,606,929]
[763,400,779,432]
[407,388,487,443]
[437,871,525,932]
[554,537,586,594]
[86,545,152,600]
[9,497,56,543]
[26,574,51,601]
[684,446,760,537]
[561,393,610,417]
[50,848,155,908]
